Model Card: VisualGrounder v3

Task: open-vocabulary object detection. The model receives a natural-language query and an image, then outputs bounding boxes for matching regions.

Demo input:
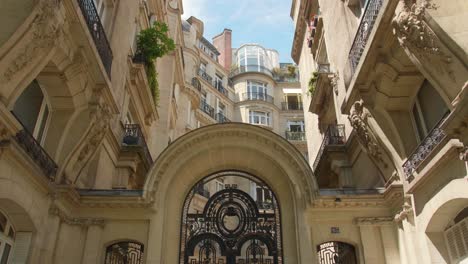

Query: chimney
[212,29,232,71]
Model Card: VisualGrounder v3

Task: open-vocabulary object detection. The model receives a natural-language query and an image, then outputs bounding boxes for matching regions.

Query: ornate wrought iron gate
[180,181,283,264]
[317,241,357,264]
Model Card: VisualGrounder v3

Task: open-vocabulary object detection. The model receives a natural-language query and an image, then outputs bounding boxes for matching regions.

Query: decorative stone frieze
[348,100,387,168]
[49,205,105,227]
[4,0,63,81]
[354,217,394,226]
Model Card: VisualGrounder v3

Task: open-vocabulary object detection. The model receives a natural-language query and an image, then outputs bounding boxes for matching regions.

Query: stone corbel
[49,205,105,227]
[394,201,414,222]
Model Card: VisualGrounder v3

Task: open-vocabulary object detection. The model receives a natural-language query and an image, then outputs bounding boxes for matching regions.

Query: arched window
[317,241,357,264]
[444,207,468,264]
[0,211,15,264]
[104,241,144,264]
[12,80,50,145]
[411,80,449,142]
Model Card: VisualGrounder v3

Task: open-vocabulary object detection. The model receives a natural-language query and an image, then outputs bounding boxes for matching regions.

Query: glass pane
[12,80,44,134]
[0,244,11,264]
[417,81,448,131]
[0,213,6,233]
[37,104,49,143]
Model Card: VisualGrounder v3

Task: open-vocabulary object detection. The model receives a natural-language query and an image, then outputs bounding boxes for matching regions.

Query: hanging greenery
[136,21,175,106]
[287,65,296,77]
[308,71,319,96]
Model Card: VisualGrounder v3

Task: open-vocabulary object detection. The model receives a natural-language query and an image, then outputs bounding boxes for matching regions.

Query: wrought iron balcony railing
[256,201,274,210]
[198,69,213,83]
[285,131,306,141]
[14,129,57,181]
[77,0,113,78]
[214,80,228,96]
[194,183,210,198]
[241,92,274,104]
[200,101,215,118]
[191,77,202,91]
[402,114,449,182]
[313,124,346,171]
[348,0,384,73]
[274,74,300,83]
[122,124,153,168]
[230,65,273,78]
[281,102,303,111]
[216,113,231,123]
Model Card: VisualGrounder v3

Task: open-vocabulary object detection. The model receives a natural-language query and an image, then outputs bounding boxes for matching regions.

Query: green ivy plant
[287,65,296,77]
[136,21,176,106]
[308,71,319,96]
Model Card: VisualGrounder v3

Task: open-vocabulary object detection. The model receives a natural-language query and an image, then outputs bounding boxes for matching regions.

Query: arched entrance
[144,123,317,264]
[180,171,283,264]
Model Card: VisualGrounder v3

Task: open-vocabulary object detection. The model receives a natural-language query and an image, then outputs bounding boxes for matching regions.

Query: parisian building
[0,0,466,263]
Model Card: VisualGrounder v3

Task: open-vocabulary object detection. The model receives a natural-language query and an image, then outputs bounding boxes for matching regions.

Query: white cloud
[182,0,208,19]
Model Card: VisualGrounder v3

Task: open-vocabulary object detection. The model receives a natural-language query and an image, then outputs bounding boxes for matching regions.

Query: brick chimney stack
[212,29,232,71]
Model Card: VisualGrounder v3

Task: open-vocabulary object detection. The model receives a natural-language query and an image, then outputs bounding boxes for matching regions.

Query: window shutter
[10,232,32,264]
[445,218,468,263]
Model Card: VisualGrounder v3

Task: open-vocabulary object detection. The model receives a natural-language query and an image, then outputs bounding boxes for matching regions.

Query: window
[444,208,468,264]
[217,101,225,115]
[0,211,15,264]
[215,74,223,90]
[215,179,225,192]
[105,241,144,264]
[12,80,50,145]
[249,110,270,126]
[411,81,449,142]
[288,120,305,132]
[247,81,267,100]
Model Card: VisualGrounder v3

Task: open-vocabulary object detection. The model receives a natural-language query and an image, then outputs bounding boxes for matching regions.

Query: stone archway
[143,123,317,264]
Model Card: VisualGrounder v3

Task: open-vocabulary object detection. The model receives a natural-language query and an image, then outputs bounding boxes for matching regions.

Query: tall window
[0,211,15,264]
[247,81,267,101]
[200,62,207,72]
[214,73,223,90]
[412,81,449,142]
[12,80,50,145]
[444,207,468,264]
[249,110,270,126]
[105,241,144,264]
[236,45,273,72]
[288,120,305,132]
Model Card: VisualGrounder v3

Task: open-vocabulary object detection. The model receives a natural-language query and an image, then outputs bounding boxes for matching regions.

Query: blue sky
[182,0,295,63]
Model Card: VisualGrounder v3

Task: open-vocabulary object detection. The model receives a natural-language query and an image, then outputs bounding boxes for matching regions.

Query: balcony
[348,0,384,74]
[198,69,213,83]
[309,63,334,115]
[14,129,58,181]
[403,114,449,182]
[191,77,202,92]
[230,65,273,78]
[77,0,113,78]
[285,131,306,141]
[241,92,274,104]
[200,101,215,119]
[214,80,228,96]
[273,75,300,83]
[194,183,210,198]
[313,125,346,171]
[281,102,303,111]
[216,113,231,123]
[122,124,153,169]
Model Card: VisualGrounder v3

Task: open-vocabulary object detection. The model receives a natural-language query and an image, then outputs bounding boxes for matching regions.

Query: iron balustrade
[348,0,384,73]
[230,65,273,78]
[77,0,113,78]
[242,92,274,104]
[194,183,210,198]
[313,124,346,171]
[200,101,215,118]
[256,201,274,210]
[191,77,202,91]
[285,131,306,141]
[281,102,303,111]
[14,129,57,181]
[122,124,153,168]
[402,114,449,182]
[214,80,228,96]
[198,69,213,83]
[216,113,230,123]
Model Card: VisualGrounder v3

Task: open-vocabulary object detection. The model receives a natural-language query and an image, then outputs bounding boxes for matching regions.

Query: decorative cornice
[49,204,105,227]
[354,217,394,226]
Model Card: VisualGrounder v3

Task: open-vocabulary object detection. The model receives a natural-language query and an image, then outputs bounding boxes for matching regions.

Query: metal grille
[105,242,144,264]
[77,0,113,78]
[317,242,357,264]
[122,124,153,169]
[348,0,384,73]
[313,125,346,171]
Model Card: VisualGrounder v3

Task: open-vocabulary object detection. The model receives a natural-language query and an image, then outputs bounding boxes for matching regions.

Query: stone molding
[49,204,105,227]
[354,217,394,226]
[348,100,388,168]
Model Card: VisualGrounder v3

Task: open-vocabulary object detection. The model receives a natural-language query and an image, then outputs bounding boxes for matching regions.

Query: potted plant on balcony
[136,21,175,106]
[308,71,319,96]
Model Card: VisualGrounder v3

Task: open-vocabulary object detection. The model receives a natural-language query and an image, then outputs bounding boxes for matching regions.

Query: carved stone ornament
[348,100,387,168]
[331,71,340,95]
[4,0,63,81]
[394,202,414,222]
[460,146,468,162]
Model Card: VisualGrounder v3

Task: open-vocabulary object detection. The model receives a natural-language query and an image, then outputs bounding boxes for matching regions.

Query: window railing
[198,69,213,83]
[285,131,306,141]
[313,124,346,171]
[214,80,228,96]
[348,0,384,73]
[230,65,273,78]
[77,0,113,78]
[281,102,303,111]
[256,201,274,210]
[191,77,202,91]
[241,92,274,104]
[122,124,153,168]
[200,101,215,118]
[402,114,449,182]
[216,113,230,123]
[274,74,300,83]
[14,129,57,181]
